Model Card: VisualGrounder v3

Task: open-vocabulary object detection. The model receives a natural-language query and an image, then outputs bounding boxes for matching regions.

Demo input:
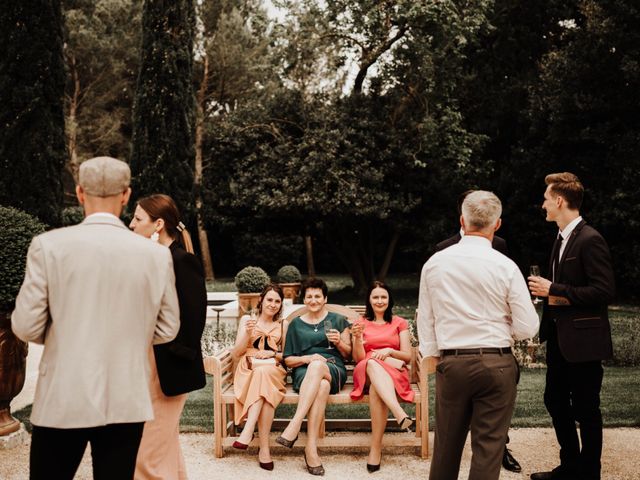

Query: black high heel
[304,452,325,476]
[259,461,274,471]
[397,416,413,430]
[366,463,381,473]
[275,434,298,449]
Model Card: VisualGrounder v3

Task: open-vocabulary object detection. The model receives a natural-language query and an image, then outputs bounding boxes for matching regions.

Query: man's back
[419,236,538,356]
[12,214,179,428]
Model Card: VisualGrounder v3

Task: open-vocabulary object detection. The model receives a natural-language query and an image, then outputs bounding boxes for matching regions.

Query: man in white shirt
[12,157,180,479]
[417,190,539,480]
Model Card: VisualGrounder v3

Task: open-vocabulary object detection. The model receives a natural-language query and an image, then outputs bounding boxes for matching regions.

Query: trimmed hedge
[0,206,46,310]
[234,266,270,293]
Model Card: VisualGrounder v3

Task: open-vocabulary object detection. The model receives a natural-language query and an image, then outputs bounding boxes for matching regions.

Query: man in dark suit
[436,189,521,474]
[528,172,615,480]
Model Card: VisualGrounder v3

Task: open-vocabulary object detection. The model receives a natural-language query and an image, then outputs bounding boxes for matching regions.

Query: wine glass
[530,265,541,304]
[324,319,334,349]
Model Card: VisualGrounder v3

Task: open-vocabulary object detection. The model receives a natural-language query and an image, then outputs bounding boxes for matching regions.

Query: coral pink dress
[350,315,414,402]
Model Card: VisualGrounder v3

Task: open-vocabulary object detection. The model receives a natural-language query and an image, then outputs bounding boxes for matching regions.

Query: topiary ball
[0,206,46,311]
[277,265,301,283]
[234,266,270,293]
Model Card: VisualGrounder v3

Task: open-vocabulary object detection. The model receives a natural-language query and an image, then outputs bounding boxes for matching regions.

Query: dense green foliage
[129,0,196,222]
[234,266,270,293]
[62,0,141,169]
[0,1,67,226]
[277,265,302,283]
[2,0,639,298]
[0,207,46,311]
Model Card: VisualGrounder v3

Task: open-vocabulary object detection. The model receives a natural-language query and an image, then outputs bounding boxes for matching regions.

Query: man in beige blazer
[12,157,180,480]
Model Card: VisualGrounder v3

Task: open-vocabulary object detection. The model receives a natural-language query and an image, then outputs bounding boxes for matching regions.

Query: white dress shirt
[558,215,583,260]
[417,235,539,357]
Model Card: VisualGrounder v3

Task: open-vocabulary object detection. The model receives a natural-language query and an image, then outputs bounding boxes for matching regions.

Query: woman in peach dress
[231,283,288,470]
[351,281,414,473]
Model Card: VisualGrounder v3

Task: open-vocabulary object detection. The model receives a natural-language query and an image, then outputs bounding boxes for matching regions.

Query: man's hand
[528,275,552,297]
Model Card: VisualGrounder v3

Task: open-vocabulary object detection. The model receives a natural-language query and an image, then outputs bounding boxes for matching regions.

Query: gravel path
[1,428,639,479]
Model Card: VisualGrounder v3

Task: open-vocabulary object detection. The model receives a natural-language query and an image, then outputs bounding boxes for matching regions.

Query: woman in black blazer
[129,194,207,480]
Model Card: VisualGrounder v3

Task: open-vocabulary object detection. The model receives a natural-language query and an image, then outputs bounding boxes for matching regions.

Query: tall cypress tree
[130,0,196,220]
[0,1,66,227]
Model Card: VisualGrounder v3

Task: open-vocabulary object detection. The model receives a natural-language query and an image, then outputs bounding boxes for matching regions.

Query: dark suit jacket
[436,232,509,257]
[154,242,207,396]
[540,220,615,362]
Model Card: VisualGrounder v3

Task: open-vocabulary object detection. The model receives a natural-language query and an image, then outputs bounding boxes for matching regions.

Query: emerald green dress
[283,312,350,394]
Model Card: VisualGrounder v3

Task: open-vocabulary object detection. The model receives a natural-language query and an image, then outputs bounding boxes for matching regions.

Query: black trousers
[545,328,603,479]
[30,422,144,480]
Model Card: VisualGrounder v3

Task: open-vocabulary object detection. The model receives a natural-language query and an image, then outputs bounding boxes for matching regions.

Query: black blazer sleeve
[154,243,207,396]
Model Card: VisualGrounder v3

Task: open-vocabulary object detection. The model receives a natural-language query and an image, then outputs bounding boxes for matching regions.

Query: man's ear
[76,185,85,205]
[494,218,502,232]
[121,187,131,206]
[460,215,466,233]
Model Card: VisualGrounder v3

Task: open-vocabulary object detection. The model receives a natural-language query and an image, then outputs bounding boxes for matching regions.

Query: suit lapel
[556,219,586,280]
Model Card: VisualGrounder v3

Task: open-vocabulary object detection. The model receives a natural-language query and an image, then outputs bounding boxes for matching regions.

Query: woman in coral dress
[351,281,414,473]
[232,283,288,470]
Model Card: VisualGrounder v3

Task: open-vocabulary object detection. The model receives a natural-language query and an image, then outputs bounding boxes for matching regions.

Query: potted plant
[0,206,45,436]
[276,265,302,302]
[234,266,270,318]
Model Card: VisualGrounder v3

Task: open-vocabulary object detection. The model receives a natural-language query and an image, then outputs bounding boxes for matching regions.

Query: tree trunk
[304,234,315,276]
[377,228,401,281]
[195,54,214,280]
[67,54,80,181]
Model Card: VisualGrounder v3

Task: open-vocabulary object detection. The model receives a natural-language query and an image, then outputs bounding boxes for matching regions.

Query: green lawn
[13,367,639,434]
[177,366,640,433]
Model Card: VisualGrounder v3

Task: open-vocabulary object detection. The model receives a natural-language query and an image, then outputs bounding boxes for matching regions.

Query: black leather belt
[442,347,512,356]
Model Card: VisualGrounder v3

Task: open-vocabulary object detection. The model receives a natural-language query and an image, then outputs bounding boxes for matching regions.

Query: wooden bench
[203,304,436,458]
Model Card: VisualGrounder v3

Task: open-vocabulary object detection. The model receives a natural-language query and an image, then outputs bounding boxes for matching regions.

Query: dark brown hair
[364,281,395,323]
[137,194,194,253]
[545,172,584,210]
[301,277,328,300]
[257,283,285,320]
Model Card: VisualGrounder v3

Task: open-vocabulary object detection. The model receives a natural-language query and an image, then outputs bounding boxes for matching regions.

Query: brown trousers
[429,352,517,480]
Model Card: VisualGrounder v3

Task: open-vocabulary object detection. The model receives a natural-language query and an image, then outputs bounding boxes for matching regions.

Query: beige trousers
[135,351,188,480]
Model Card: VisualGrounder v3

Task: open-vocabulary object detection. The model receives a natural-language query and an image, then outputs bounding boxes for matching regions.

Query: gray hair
[461,190,502,231]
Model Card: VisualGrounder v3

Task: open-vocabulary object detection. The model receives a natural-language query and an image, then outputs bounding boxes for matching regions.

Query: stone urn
[278,282,301,302]
[0,312,28,436]
[237,293,261,320]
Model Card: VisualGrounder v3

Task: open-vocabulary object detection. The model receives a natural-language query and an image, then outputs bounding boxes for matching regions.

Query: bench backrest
[284,303,363,323]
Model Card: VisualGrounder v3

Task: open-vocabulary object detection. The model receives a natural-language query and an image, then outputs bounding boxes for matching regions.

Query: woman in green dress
[276,277,351,476]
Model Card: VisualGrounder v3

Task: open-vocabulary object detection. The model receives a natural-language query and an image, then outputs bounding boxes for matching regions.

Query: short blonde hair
[462,190,502,230]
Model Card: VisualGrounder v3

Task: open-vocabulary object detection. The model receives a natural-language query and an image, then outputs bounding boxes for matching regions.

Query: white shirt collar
[459,234,492,247]
[85,212,120,221]
[559,215,583,240]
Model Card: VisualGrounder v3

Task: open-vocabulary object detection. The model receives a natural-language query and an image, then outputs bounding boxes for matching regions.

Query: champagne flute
[530,265,541,304]
[248,308,258,332]
[324,319,334,349]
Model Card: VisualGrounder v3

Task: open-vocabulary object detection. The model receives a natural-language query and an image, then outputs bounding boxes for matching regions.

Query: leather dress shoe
[530,466,574,480]
[502,447,521,473]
